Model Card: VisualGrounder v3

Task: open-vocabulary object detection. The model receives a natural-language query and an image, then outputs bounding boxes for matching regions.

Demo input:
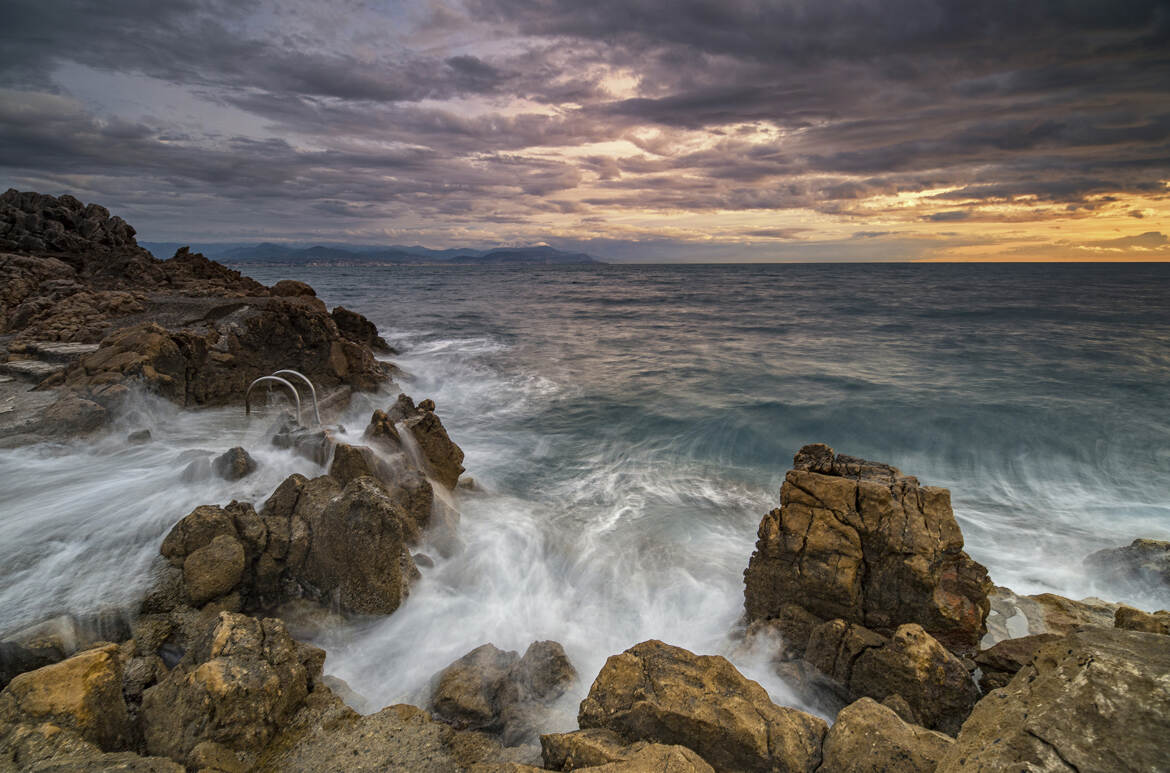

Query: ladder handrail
[271,369,321,427]
[245,376,302,425]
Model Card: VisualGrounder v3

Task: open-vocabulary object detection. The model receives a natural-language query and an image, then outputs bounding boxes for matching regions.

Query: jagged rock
[140,612,315,764]
[984,586,1118,644]
[366,394,465,489]
[745,444,991,657]
[1114,605,1170,635]
[332,306,392,352]
[212,446,257,481]
[0,644,131,750]
[938,628,1170,772]
[804,620,978,736]
[1085,538,1170,603]
[820,697,954,773]
[578,640,827,773]
[973,633,1061,692]
[431,641,578,745]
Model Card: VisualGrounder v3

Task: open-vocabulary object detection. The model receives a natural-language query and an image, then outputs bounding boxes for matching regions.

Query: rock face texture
[578,640,827,773]
[819,698,954,773]
[366,393,466,489]
[430,640,578,745]
[938,628,1170,772]
[744,444,992,657]
[541,728,715,772]
[1115,604,1170,635]
[983,586,1118,644]
[140,612,314,764]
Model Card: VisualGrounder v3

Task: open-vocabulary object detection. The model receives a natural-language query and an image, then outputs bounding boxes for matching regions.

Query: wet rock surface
[430,641,578,746]
[938,628,1170,772]
[744,444,992,657]
[578,640,827,773]
[819,698,954,773]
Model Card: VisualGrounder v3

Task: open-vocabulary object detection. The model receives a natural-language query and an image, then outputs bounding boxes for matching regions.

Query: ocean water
[2,262,1169,724]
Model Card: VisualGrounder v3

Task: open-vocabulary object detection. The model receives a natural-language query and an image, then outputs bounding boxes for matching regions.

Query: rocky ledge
[1,189,391,444]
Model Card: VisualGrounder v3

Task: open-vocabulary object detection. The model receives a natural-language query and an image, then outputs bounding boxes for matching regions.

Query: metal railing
[244,368,321,427]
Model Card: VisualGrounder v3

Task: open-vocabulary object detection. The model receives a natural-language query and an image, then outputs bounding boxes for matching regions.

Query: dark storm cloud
[1,0,1168,246]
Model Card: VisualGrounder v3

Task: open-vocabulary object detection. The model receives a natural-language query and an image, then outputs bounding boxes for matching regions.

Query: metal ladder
[244,368,322,427]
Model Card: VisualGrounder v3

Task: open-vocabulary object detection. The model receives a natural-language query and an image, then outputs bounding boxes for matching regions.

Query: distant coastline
[141,242,604,266]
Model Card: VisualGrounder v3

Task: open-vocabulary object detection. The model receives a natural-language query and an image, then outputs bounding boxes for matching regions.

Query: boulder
[1114,605,1170,635]
[270,280,316,298]
[804,621,978,736]
[0,721,183,772]
[140,612,315,764]
[578,640,827,773]
[366,394,465,489]
[938,628,1170,772]
[744,444,991,657]
[1085,538,1170,603]
[430,640,578,745]
[212,447,257,481]
[819,698,954,773]
[0,644,130,750]
[182,534,246,605]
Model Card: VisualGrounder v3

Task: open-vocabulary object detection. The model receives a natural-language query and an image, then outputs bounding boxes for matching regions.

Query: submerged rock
[212,446,257,481]
[1085,538,1170,604]
[430,640,578,745]
[578,640,827,773]
[744,444,991,657]
[938,628,1170,771]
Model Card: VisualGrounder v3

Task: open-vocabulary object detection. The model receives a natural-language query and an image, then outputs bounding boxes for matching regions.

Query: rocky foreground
[2,192,1169,772]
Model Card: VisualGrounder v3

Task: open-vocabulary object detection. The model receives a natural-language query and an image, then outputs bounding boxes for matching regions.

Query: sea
[2,262,1168,723]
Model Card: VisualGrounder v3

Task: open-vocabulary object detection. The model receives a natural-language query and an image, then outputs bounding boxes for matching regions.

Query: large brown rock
[804,621,979,736]
[1115,605,1170,635]
[0,721,183,772]
[983,586,1118,644]
[140,612,315,764]
[430,640,578,745]
[938,628,1170,772]
[578,640,827,773]
[0,644,130,751]
[819,697,954,773]
[744,444,991,657]
[183,534,247,606]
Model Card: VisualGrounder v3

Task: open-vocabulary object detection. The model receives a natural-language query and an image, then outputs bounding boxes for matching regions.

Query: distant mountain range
[141,242,603,265]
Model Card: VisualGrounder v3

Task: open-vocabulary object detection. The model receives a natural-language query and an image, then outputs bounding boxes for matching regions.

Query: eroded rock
[820,697,954,773]
[578,640,827,773]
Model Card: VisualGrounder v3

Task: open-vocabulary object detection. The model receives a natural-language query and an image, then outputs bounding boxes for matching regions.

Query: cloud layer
[1,0,1168,259]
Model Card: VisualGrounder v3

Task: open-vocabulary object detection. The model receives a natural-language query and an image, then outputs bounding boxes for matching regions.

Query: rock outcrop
[578,640,827,773]
[1115,604,1170,635]
[972,633,1061,692]
[819,698,954,773]
[140,612,315,765]
[430,641,578,745]
[982,586,1118,644]
[744,444,992,657]
[366,393,466,489]
[1,190,396,443]
[541,728,715,772]
[938,628,1170,772]
[1085,538,1170,604]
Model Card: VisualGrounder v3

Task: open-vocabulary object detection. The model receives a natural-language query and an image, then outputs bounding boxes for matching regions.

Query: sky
[2,0,1169,262]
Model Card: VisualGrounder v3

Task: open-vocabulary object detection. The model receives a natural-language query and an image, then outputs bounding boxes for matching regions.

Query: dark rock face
[819,698,954,773]
[938,628,1170,772]
[430,640,578,745]
[1085,538,1170,604]
[212,446,257,481]
[366,394,465,489]
[140,612,315,764]
[744,444,992,657]
[578,640,827,773]
[332,306,392,352]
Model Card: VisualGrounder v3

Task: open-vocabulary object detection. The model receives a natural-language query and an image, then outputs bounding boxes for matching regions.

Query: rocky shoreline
[2,191,1168,772]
